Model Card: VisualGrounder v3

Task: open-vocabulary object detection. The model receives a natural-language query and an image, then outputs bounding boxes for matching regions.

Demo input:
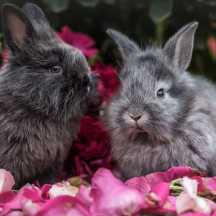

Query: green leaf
[43,0,70,13]
[68,176,89,187]
[149,0,173,23]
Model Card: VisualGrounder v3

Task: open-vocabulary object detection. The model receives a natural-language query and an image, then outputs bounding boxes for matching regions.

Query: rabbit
[105,22,216,179]
[0,3,95,187]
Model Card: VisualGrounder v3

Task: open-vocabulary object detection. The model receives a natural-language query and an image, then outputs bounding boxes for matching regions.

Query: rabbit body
[0,3,93,186]
[0,87,78,184]
[106,23,216,179]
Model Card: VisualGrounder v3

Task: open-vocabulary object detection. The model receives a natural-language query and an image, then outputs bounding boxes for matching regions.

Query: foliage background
[0,0,216,80]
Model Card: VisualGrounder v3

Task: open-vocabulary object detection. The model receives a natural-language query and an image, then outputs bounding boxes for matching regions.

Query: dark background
[0,0,216,80]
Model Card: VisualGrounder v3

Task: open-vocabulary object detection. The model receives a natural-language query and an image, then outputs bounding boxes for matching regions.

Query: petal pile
[0,167,216,215]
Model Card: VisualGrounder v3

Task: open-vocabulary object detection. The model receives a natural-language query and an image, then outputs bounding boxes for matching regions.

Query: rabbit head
[106,22,198,142]
[1,3,93,121]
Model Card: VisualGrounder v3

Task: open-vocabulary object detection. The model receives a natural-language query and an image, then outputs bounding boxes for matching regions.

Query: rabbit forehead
[19,39,84,67]
[124,51,175,88]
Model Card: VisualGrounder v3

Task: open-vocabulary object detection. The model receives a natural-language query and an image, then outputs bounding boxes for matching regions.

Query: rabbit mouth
[127,126,149,140]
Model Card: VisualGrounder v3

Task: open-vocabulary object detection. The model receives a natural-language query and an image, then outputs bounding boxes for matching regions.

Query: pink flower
[90,168,144,216]
[208,36,216,59]
[70,116,111,179]
[58,26,98,58]
[0,169,15,193]
[92,63,120,102]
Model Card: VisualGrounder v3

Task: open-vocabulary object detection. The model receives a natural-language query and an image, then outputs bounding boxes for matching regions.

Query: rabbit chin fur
[0,3,95,186]
[106,22,216,179]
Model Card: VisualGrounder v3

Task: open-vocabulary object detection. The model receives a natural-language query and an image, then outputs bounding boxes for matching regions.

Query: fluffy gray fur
[106,22,216,179]
[0,3,94,187]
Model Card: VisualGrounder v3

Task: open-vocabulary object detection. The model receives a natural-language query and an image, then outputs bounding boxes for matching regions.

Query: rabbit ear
[22,3,55,40]
[163,22,198,71]
[106,29,140,60]
[2,4,35,52]
[22,3,50,28]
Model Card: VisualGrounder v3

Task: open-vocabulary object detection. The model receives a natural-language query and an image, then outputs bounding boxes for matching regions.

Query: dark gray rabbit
[106,22,216,179]
[0,3,94,186]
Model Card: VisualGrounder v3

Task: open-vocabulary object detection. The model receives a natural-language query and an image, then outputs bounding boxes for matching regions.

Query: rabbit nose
[83,75,90,86]
[129,114,142,121]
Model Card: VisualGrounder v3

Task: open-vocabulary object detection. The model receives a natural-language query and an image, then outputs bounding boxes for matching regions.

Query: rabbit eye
[49,65,62,74]
[157,88,165,98]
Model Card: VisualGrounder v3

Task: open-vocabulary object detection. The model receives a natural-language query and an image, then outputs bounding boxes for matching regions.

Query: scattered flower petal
[0,169,15,193]
[176,177,212,214]
[48,182,79,198]
[148,182,169,207]
[90,168,144,216]
[126,176,151,194]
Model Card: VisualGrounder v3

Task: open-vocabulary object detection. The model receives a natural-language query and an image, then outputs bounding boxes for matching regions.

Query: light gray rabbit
[106,22,216,179]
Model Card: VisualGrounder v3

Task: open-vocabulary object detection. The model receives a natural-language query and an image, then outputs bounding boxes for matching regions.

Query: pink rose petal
[147,182,169,207]
[76,185,93,208]
[0,169,15,193]
[90,168,144,216]
[176,177,212,215]
[180,213,210,216]
[6,211,24,216]
[35,195,90,216]
[40,184,52,200]
[126,176,151,194]
[22,199,41,215]
[48,182,79,198]
[143,196,176,215]
[0,185,43,215]
[201,177,216,195]
[145,166,202,186]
